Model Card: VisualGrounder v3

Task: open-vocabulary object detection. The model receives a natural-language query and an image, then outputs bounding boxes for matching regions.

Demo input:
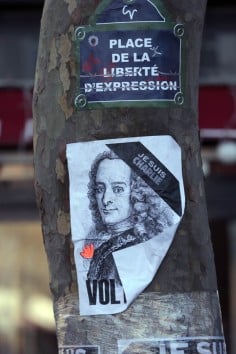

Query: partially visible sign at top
[74,0,185,110]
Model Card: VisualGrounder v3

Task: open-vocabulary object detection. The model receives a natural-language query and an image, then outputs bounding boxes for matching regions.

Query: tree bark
[33,0,226,353]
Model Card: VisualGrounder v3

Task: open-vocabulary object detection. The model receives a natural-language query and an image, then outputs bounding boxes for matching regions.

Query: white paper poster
[66,136,185,315]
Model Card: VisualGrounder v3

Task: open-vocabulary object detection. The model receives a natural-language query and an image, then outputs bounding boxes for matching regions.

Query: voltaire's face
[95,158,132,225]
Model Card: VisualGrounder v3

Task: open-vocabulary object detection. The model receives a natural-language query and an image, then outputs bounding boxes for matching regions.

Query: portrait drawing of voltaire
[86,150,174,285]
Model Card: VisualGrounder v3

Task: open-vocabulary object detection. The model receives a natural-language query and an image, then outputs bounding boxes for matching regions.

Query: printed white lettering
[197,342,211,354]
[121,82,130,91]
[109,38,152,49]
[139,81,147,90]
[84,80,178,93]
[111,53,120,63]
[133,52,150,62]
[213,342,217,354]
[103,66,159,77]
[111,53,129,63]
[113,82,121,90]
[84,83,92,93]
[133,156,166,185]
[170,342,189,353]
[116,68,125,76]
[159,343,167,354]
[109,39,117,49]
[62,349,93,354]
[103,82,113,91]
[151,65,159,76]
[96,83,103,92]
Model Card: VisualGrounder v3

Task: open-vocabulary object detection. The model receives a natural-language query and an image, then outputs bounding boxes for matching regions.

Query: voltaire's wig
[88,150,174,239]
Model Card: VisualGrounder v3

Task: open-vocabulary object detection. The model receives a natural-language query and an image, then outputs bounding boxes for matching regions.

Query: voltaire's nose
[102,187,113,206]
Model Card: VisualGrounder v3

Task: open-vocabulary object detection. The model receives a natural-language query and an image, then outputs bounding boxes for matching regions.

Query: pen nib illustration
[122,5,138,20]
[150,46,162,57]
[80,244,95,259]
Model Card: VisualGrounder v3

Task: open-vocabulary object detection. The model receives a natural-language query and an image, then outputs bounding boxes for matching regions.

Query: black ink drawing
[84,150,174,284]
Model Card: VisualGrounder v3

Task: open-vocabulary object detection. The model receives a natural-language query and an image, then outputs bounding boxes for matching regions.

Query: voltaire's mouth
[102,209,117,214]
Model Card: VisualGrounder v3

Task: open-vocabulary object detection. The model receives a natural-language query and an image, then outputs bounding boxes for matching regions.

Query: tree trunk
[33,0,226,353]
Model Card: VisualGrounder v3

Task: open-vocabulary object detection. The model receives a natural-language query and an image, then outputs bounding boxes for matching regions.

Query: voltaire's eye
[95,186,104,194]
[113,186,124,194]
